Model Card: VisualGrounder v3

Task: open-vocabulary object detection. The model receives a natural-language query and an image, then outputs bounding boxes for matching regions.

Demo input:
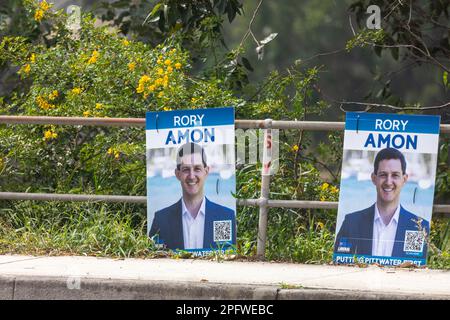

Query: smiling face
[371,158,408,207]
[175,153,209,200]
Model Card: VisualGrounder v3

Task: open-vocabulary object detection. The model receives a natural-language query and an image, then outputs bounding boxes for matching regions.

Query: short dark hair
[176,142,207,170]
[373,148,406,175]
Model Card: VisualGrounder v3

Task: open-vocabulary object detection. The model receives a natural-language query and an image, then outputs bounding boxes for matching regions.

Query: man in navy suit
[334,148,429,259]
[149,142,236,250]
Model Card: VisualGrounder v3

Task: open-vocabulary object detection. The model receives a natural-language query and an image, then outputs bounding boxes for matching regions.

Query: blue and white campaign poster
[146,107,236,256]
[334,112,440,267]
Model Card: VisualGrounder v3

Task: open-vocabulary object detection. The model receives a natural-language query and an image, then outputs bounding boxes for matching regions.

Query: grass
[0,201,449,269]
[0,201,154,258]
[279,282,304,289]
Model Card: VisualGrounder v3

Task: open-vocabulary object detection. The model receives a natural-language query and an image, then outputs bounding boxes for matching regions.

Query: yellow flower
[191,97,198,103]
[174,62,182,69]
[148,85,156,92]
[48,90,58,100]
[107,147,121,159]
[39,0,51,11]
[136,84,145,93]
[44,129,57,141]
[139,75,151,83]
[330,186,339,194]
[83,111,91,117]
[30,53,36,63]
[34,1,52,22]
[34,9,44,22]
[137,75,151,94]
[71,87,82,95]
[317,222,324,230]
[95,103,103,109]
[157,68,164,75]
[122,39,130,46]
[36,96,55,110]
[157,58,162,65]
[128,62,136,71]
[170,49,177,54]
[163,107,172,111]
[292,144,299,152]
[22,64,31,74]
[158,91,164,98]
[87,50,99,64]
[321,182,329,191]
[162,75,169,87]
[164,59,172,66]
[166,66,173,73]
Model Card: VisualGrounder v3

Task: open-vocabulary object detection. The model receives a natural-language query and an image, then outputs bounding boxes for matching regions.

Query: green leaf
[158,10,165,32]
[150,3,162,18]
[443,71,448,87]
[260,33,278,45]
[241,57,253,72]
[226,2,237,23]
[390,47,399,60]
[374,45,382,57]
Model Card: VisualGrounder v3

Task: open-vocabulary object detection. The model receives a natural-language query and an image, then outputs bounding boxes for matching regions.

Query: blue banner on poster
[146,107,236,256]
[146,107,235,130]
[334,112,440,267]
[333,254,426,267]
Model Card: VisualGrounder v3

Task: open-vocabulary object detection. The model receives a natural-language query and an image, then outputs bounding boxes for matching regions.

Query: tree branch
[314,84,450,112]
[238,0,264,50]
[338,100,450,112]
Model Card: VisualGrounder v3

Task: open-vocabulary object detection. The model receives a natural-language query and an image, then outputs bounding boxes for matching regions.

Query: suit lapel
[170,199,184,249]
[203,198,214,249]
[359,204,375,255]
[392,206,407,257]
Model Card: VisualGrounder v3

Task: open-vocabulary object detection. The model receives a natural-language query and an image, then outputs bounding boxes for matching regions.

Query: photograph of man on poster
[334,147,430,259]
[149,142,236,250]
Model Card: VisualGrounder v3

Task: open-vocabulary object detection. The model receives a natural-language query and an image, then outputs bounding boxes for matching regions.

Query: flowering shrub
[0,5,239,197]
[0,1,346,262]
[1,1,446,266]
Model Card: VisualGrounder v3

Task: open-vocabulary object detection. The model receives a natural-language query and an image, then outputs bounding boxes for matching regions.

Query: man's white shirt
[182,197,206,249]
[372,204,400,256]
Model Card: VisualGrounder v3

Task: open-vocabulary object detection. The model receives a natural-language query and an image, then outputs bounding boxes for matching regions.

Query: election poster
[334,112,440,267]
[146,107,236,256]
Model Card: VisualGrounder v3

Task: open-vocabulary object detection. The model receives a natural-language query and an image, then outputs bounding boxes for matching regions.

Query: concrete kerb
[0,276,15,300]
[1,275,450,300]
[4,276,278,300]
[1,255,450,300]
[276,288,450,300]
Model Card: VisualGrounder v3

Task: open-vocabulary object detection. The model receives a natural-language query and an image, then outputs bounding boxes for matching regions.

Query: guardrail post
[257,119,273,260]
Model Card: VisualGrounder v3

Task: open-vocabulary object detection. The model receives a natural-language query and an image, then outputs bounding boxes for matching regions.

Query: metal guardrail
[1,192,448,212]
[0,115,449,258]
[1,115,450,132]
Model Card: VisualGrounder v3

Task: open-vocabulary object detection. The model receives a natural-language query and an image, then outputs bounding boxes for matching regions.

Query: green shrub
[0,1,448,269]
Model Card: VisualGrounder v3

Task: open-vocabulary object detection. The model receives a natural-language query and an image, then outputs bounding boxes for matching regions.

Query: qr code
[213,220,232,242]
[403,230,425,253]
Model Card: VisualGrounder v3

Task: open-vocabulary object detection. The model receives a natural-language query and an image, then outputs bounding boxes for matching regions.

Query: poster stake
[257,119,272,259]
